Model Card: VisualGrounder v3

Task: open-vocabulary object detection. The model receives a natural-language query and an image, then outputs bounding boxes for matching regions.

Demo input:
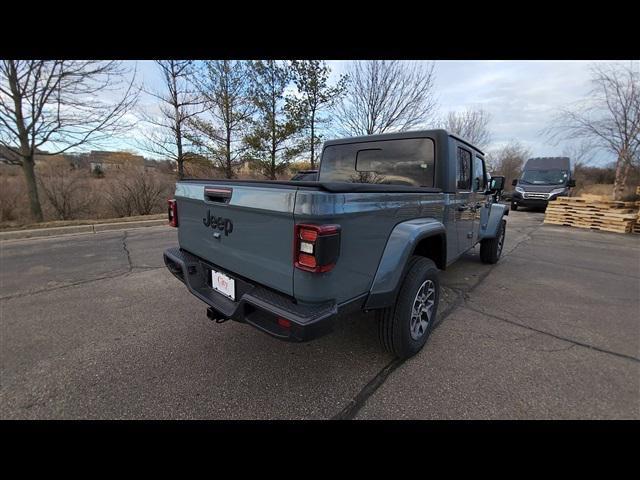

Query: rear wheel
[480,218,506,264]
[377,256,440,359]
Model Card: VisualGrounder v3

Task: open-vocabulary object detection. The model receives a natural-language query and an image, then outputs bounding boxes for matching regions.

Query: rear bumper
[163,247,339,342]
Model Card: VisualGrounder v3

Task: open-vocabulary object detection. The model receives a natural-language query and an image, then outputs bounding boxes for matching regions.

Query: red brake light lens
[298,253,317,268]
[299,228,318,242]
[168,199,178,227]
[294,224,341,273]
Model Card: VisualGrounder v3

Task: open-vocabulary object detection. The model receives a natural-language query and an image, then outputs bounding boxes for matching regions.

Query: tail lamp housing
[168,199,178,227]
[294,223,341,273]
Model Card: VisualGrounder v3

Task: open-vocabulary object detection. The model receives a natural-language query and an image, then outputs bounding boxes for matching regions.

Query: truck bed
[179,178,443,194]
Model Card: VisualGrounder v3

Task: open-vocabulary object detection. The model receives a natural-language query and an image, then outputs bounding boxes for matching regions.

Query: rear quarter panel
[293,191,446,304]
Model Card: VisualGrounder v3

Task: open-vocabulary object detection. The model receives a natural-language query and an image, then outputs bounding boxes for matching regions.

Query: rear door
[454,146,475,253]
[471,154,488,244]
[175,181,296,296]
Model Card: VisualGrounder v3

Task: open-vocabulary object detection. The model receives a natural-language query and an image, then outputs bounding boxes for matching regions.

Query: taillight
[168,199,178,227]
[294,223,341,273]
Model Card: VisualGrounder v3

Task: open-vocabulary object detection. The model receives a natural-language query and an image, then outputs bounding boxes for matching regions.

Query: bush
[105,168,173,217]
[0,175,24,222]
[36,163,93,221]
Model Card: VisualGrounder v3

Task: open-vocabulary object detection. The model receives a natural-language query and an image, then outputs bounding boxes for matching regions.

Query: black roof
[524,157,571,170]
[322,129,484,155]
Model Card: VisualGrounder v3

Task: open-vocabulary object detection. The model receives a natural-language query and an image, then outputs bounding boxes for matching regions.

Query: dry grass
[0,162,310,228]
[574,183,639,201]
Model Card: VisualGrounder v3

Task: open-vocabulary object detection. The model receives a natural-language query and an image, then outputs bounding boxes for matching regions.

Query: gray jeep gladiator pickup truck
[164,129,508,358]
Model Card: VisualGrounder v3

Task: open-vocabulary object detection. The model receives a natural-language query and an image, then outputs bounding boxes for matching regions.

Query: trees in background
[486,141,531,189]
[187,60,254,178]
[139,60,202,180]
[334,60,437,137]
[289,60,347,168]
[548,62,639,200]
[243,60,304,179]
[441,108,492,151]
[0,60,138,221]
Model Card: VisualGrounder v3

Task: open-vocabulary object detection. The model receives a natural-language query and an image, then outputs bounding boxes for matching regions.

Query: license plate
[211,269,235,300]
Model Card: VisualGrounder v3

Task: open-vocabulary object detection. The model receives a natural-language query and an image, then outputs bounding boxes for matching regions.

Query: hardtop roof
[322,129,484,155]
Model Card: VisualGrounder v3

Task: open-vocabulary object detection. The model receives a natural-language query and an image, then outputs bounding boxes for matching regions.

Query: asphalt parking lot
[1,210,639,419]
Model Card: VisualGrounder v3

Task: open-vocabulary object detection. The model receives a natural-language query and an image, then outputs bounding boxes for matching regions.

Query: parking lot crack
[0,267,164,301]
[462,302,640,363]
[122,231,133,272]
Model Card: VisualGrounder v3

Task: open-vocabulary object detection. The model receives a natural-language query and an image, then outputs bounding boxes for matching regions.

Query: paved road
[1,211,638,419]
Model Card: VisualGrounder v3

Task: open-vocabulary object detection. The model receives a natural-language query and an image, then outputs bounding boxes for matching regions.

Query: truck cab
[511,157,576,211]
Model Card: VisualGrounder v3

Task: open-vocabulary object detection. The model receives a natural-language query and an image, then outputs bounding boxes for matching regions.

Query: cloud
[45,60,630,166]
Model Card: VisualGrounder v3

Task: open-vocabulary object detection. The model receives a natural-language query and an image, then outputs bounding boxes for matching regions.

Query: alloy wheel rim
[497,225,505,257]
[410,279,436,340]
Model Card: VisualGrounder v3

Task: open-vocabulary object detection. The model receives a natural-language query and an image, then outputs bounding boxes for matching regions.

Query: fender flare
[364,218,446,310]
[478,203,509,240]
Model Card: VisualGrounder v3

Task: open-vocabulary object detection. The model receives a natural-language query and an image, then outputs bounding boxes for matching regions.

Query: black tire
[510,201,518,211]
[376,256,440,359]
[480,218,506,264]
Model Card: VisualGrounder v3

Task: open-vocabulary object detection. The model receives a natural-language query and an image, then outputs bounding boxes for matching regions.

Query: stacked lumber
[544,196,639,234]
[633,209,640,234]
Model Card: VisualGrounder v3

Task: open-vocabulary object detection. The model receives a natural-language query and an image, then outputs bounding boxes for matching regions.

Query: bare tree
[547,62,639,200]
[139,60,202,179]
[562,140,597,168]
[486,140,531,189]
[186,60,253,178]
[334,60,437,137]
[441,108,492,150]
[0,60,138,221]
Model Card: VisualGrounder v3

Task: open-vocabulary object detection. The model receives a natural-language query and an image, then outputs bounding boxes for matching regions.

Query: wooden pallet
[553,197,636,208]
[544,196,639,235]
[544,208,637,221]
[547,203,638,215]
[544,219,632,234]
[544,216,634,228]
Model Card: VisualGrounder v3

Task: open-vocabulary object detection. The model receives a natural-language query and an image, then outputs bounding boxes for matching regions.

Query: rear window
[319,138,435,186]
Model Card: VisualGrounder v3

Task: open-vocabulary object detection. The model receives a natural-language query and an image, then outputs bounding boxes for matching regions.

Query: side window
[473,156,486,191]
[457,147,472,190]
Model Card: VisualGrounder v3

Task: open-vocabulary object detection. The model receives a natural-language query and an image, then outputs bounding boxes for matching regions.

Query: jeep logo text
[203,210,233,236]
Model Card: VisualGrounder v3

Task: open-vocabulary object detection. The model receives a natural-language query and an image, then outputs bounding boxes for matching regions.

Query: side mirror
[567,179,576,188]
[511,178,518,187]
[490,176,505,192]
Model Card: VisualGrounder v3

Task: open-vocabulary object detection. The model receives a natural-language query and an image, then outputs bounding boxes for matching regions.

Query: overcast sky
[118,60,630,166]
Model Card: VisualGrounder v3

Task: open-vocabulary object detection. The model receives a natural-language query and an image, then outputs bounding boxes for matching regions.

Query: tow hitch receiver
[207,307,229,323]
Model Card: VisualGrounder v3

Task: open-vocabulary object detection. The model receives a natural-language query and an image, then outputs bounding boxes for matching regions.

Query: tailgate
[175,181,297,296]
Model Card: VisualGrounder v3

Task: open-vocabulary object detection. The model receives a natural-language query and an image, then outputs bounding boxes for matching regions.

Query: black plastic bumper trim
[163,247,351,342]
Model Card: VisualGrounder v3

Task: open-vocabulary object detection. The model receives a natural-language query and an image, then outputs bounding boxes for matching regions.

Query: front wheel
[480,218,506,264]
[377,256,440,359]
[511,201,518,211]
